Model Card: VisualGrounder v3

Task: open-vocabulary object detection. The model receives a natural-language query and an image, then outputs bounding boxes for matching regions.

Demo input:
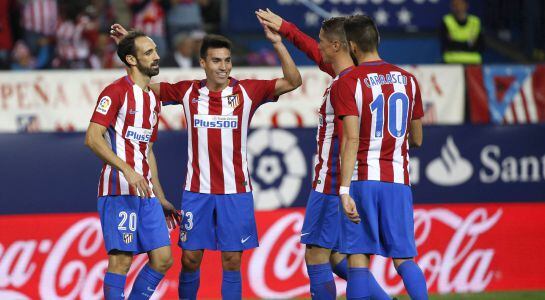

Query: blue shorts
[300,190,341,250]
[178,191,258,251]
[97,196,171,254]
[339,181,417,258]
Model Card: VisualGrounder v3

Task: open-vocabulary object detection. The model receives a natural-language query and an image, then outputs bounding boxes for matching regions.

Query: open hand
[341,194,361,224]
[255,8,283,32]
[257,16,282,44]
[123,168,152,198]
[110,23,129,45]
[159,198,181,229]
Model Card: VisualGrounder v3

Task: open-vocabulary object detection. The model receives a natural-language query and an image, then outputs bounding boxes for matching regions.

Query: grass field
[389,291,545,299]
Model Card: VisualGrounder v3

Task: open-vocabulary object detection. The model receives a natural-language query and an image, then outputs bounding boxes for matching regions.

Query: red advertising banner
[1,203,545,299]
[467,65,545,124]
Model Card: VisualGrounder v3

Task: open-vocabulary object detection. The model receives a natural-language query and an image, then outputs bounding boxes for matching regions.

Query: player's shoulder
[237,77,262,86]
[101,76,131,97]
[385,63,418,81]
[235,77,270,90]
[335,67,360,86]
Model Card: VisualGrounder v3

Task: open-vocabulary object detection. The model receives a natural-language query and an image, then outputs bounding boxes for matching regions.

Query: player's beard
[137,60,160,77]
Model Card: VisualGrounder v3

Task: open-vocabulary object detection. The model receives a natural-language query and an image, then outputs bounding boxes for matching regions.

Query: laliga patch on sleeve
[96,96,112,115]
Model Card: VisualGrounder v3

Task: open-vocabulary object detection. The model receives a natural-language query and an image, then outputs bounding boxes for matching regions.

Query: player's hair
[321,17,348,48]
[200,34,232,59]
[117,30,148,67]
[343,15,380,53]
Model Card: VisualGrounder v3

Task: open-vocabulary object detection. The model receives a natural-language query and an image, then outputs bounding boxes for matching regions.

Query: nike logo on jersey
[129,109,139,115]
[301,232,310,237]
[241,236,251,243]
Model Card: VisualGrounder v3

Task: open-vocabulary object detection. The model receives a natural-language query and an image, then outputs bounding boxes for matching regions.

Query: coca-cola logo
[248,208,502,298]
[248,213,346,298]
[0,217,172,300]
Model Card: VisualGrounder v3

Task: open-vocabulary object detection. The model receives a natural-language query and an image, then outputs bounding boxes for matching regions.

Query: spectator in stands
[54,2,100,69]
[11,39,50,70]
[0,0,19,69]
[20,0,57,64]
[93,33,124,68]
[130,0,168,58]
[166,0,203,42]
[161,32,198,68]
[440,0,484,64]
[110,0,131,28]
[197,0,220,34]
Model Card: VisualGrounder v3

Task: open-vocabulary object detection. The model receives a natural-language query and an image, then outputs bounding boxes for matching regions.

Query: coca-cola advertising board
[1,203,545,299]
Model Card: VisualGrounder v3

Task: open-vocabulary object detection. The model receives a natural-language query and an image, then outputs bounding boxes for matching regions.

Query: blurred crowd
[0,0,221,70]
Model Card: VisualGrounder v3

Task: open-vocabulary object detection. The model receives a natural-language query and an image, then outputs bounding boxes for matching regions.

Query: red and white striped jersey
[160,78,278,194]
[22,0,58,36]
[279,20,353,194]
[313,68,354,194]
[333,60,424,185]
[90,76,161,197]
[132,1,165,37]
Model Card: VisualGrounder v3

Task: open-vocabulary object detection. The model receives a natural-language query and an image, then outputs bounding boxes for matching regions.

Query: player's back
[336,60,424,185]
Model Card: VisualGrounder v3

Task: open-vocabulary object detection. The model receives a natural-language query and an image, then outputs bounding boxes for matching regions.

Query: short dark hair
[321,17,347,47]
[343,15,380,53]
[199,34,232,59]
[117,31,148,67]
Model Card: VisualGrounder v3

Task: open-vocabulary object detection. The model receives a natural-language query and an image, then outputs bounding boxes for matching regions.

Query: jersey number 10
[369,92,409,139]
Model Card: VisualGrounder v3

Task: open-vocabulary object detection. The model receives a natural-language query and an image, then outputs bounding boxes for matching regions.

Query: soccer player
[256,9,391,300]
[85,31,180,300]
[333,15,428,300]
[110,19,302,299]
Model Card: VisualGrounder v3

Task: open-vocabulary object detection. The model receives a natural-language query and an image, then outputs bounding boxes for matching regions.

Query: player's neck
[128,70,151,92]
[332,54,355,76]
[357,51,381,65]
[206,80,229,92]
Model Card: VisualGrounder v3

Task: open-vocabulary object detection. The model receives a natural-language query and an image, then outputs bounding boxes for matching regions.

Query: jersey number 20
[369,92,409,139]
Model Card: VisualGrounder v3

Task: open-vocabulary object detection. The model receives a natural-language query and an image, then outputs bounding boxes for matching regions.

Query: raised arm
[258,18,302,96]
[256,9,335,77]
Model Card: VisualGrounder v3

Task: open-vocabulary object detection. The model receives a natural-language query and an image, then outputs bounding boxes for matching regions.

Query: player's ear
[349,41,358,56]
[333,40,341,52]
[199,57,206,68]
[126,54,137,67]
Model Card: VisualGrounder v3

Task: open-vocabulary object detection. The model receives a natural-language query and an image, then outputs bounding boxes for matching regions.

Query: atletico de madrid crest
[123,233,133,244]
[227,94,240,109]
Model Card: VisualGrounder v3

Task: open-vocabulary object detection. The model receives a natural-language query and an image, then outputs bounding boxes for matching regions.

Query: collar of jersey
[338,65,356,77]
[359,60,386,66]
[199,77,239,90]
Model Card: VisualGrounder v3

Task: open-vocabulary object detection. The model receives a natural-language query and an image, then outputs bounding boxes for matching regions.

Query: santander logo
[248,208,502,298]
[426,136,473,186]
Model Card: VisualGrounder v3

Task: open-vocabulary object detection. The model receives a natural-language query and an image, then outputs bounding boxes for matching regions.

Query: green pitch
[391,291,545,299]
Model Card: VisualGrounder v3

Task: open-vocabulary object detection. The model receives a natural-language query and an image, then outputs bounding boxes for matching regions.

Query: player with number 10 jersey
[335,62,423,185]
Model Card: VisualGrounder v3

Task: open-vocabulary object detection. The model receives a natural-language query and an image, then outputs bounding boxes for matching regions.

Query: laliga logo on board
[247,129,306,210]
[426,136,473,186]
